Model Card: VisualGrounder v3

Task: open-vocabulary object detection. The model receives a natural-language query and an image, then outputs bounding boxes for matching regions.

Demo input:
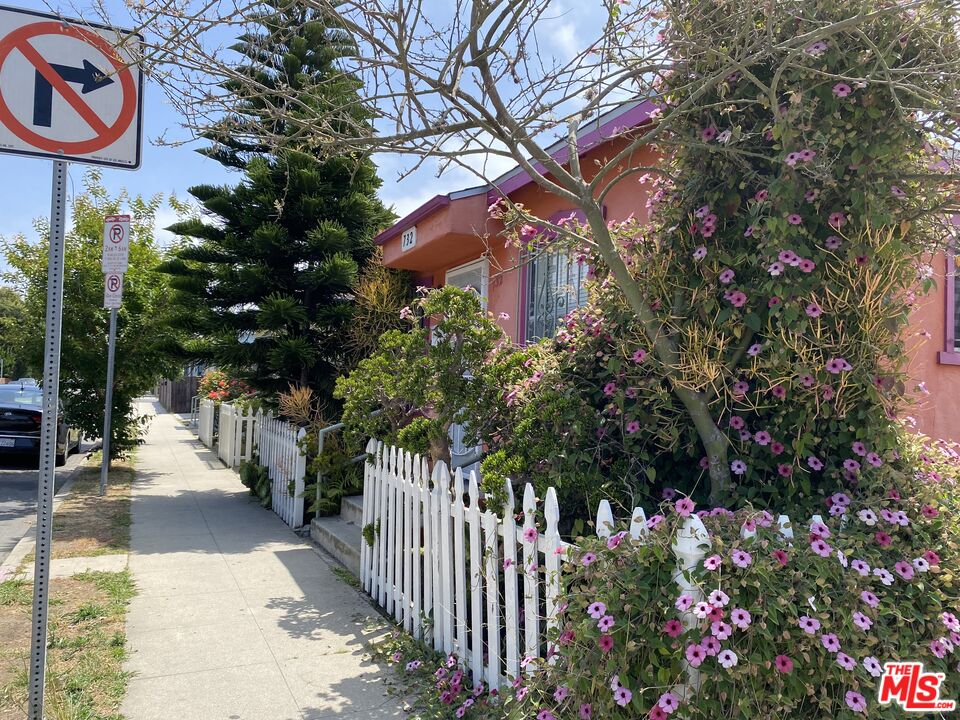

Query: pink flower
[805,41,828,56]
[845,691,867,714]
[704,554,722,570]
[787,213,803,225]
[711,621,733,640]
[825,235,842,249]
[807,456,824,471]
[863,657,883,678]
[875,531,892,547]
[613,686,632,707]
[731,608,752,629]
[718,649,738,668]
[523,527,538,543]
[771,386,786,400]
[603,381,616,395]
[581,552,597,567]
[632,348,647,363]
[798,615,821,634]
[853,612,873,631]
[825,357,852,374]
[726,290,748,308]
[626,420,641,434]
[799,259,816,273]
[663,619,683,638]
[733,380,749,394]
[588,602,606,619]
[732,550,752,568]
[598,615,615,632]
[675,498,696,517]
[828,212,847,228]
[701,636,721,656]
[754,430,771,446]
[755,189,769,201]
[866,452,882,467]
[701,126,717,141]
[607,532,625,550]
[833,82,852,97]
[852,560,871,576]
[676,594,694,611]
[810,538,832,557]
[837,652,856,671]
[579,704,593,719]
[799,374,815,387]
[777,464,793,477]
[860,590,879,608]
[598,635,614,653]
[772,548,789,566]
[693,246,707,260]
[658,692,680,713]
[925,550,941,565]
[891,185,906,198]
[685,643,707,667]
[820,633,841,653]
[708,589,730,608]
[894,561,914,580]
[775,655,793,673]
[719,268,735,284]
[730,460,747,475]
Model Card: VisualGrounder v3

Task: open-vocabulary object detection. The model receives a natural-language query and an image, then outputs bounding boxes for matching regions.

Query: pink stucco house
[374,101,960,443]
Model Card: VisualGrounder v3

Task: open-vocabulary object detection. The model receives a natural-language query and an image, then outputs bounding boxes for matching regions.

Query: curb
[0,451,94,579]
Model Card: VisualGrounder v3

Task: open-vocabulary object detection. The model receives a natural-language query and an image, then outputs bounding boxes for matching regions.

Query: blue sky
[0,0,591,276]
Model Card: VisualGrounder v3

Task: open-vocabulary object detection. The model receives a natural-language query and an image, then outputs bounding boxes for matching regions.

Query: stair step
[310,516,361,576]
[341,494,364,526]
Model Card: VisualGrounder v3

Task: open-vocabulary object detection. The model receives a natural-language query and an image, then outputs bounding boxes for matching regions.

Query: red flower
[875,531,893,547]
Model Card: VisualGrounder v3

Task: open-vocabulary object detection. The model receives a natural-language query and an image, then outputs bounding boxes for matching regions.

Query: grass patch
[0,570,136,720]
[331,564,361,590]
[27,461,134,561]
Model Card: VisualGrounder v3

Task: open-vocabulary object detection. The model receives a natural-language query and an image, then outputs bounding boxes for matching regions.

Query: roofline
[489,99,657,198]
[374,185,488,245]
[375,99,657,246]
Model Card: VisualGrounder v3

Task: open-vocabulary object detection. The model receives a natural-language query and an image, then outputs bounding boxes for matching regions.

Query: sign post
[0,7,143,719]
[100,216,128,496]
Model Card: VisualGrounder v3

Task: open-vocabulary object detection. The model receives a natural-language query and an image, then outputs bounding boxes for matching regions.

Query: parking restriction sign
[102,214,130,273]
[103,272,123,309]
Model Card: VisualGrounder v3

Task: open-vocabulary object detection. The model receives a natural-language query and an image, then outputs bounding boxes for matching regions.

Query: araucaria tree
[138,0,959,506]
[159,2,392,402]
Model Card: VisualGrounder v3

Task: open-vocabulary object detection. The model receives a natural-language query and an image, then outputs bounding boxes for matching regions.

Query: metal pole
[28,159,68,720]
[99,308,118,496]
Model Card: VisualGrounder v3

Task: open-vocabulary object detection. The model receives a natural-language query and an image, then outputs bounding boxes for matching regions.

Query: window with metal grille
[525,249,589,342]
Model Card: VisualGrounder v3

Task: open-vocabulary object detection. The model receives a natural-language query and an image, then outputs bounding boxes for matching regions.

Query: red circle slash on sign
[110,224,124,243]
[0,21,136,155]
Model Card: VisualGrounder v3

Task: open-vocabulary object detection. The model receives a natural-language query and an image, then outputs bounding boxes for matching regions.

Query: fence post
[543,487,562,643]
[521,483,540,674]
[293,428,307,528]
[672,515,712,699]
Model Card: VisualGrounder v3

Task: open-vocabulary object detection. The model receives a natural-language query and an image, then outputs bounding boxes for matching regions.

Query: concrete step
[341,494,364,526]
[311,516,361,577]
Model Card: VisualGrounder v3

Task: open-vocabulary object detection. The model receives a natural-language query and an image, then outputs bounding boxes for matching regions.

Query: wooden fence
[157,376,199,414]
[360,438,805,691]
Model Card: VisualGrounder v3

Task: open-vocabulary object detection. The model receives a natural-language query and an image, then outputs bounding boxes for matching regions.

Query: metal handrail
[189,394,200,428]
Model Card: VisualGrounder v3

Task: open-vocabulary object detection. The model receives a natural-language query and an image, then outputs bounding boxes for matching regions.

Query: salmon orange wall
[904,252,960,443]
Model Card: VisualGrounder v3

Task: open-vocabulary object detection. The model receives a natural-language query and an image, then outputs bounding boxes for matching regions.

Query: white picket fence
[197,398,215,447]
[359,439,810,691]
[255,411,307,528]
[217,403,257,468]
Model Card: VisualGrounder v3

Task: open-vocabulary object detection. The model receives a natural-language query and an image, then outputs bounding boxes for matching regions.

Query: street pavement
[123,399,403,720]
[0,446,85,565]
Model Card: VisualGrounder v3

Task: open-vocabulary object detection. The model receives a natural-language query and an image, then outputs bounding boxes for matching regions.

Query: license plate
[0,438,15,448]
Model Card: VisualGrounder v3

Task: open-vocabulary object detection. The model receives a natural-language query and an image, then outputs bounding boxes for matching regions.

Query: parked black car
[0,384,81,465]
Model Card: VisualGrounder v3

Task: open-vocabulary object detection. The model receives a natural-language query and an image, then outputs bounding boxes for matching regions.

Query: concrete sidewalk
[122,399,403,720]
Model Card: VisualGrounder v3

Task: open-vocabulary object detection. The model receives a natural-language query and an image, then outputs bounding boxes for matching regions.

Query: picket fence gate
[217,403,257,468]
[360,438,810,692]
[255,410,307,529]
[197,398,215,447]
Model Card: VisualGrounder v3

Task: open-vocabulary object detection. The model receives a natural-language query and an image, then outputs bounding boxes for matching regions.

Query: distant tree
[0,286,27,378]
[158,2,394,402]
[3,171,180,456]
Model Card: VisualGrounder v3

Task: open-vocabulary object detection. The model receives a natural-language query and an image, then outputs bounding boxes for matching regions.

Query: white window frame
[444,257,489,309]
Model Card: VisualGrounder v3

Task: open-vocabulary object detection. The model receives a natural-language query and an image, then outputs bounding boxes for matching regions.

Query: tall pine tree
[160,2,393,401]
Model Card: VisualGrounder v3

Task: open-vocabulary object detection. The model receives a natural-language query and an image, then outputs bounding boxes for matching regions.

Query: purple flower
[693,245,707,260]
[731,608,752,629]
[598,615,615,632]
[581,552,597,567]
[676,594,694,611]
[807,456,824,471]
[820,633,841,653]
[894,561,915,581]
[708,589,730,607]
[718,649,738,668]
[828,212,847,228]
[787,214,803,225]
[675,498,696,517]
[754,430,771,446]
[810,539,832,557]
[726,290,748,308]
[845,691,867,714]
[685,643,707,668]
[837,652,856,670]
[891,185,907,198]
[853,612,873,631]
[588,601,606,619]
[603,381,616,395]
[719,268,735,284]
[833,82,852,97]
[626,420,641,434]
[701,126,717,142]
[701,635,721,656]
[860,590,879,608]
[825,235,842,249]
[731,459,747,475]
[799,259,816,273]
[747,343,762,357]
[799,615,821,634]
[775,655,793,673]
[851,559,870,576]
[805,41,828,56]
[826,357,852,374]
[732,550,752,568]
[658,692,680,713]
[613,686,632,707]
[703,554,722,571]
[863,656,883,677]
